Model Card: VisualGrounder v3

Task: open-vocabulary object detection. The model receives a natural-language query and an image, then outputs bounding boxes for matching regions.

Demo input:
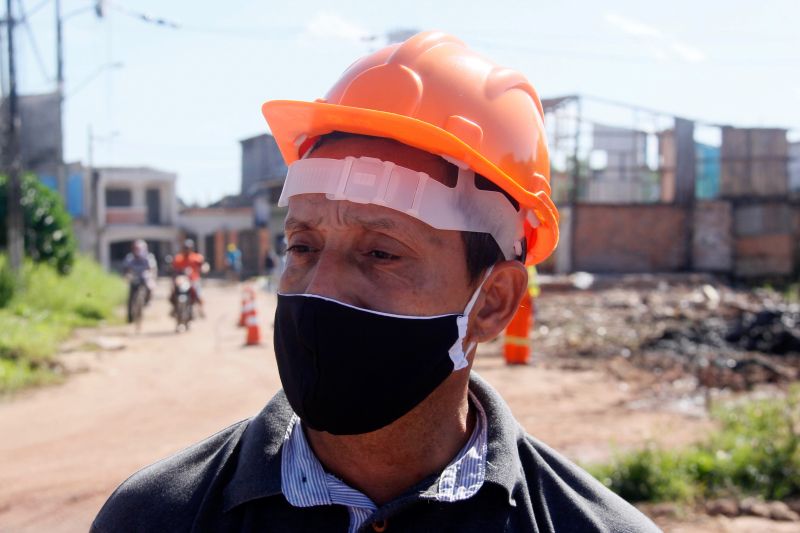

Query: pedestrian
[264,251,276,292]
[225,243,243,283]
[92,32,659,533]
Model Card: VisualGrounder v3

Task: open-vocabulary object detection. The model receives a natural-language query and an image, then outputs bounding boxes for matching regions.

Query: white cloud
[604,13,662,38]
[669,41,706,63]
[604,12,706,64]
[303,12,371,43]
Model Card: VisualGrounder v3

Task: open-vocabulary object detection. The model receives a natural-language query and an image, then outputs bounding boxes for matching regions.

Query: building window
[106,188,132,207]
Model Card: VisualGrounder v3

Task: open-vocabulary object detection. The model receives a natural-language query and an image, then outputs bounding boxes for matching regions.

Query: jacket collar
[468,372,525,503]
[222,373,523,512]
[221,390,293,512]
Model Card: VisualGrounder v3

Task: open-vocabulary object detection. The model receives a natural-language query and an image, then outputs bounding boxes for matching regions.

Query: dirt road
[0,282,788,532]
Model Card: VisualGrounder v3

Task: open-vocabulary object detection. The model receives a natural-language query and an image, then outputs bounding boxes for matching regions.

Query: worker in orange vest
[504,265,540,365]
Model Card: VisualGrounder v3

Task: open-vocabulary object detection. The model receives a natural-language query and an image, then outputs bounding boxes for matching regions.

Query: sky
[9,0,800,205]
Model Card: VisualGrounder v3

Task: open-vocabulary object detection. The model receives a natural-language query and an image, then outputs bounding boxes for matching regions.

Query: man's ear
[469,260,528,344]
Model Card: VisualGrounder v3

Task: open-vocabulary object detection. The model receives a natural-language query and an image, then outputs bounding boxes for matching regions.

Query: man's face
[280,137,475,317]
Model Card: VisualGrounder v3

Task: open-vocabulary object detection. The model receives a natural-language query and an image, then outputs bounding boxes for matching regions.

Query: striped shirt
[280,392,488,533]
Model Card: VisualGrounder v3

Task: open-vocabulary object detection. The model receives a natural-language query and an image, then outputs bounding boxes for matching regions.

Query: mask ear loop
[448,265,495,371]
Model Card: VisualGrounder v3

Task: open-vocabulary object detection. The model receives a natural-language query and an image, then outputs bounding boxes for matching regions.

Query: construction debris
[533,277,800,391]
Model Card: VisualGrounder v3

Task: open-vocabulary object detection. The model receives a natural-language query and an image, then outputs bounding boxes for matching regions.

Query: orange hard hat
[262,31,558,264]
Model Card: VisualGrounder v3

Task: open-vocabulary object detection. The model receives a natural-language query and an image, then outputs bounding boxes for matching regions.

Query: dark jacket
[92,374,660,532]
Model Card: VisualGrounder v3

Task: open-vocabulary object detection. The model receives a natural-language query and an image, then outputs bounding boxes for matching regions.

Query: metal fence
[543,95,798,206]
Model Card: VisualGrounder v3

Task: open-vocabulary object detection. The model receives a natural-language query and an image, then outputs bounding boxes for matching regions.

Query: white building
[93,167,180,269]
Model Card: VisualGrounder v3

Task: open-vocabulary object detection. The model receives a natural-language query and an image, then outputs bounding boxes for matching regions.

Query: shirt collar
[221,373,523,513]
[280,390,489,509]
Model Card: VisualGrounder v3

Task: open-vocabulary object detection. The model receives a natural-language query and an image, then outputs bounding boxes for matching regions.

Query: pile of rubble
[533,275,800,390]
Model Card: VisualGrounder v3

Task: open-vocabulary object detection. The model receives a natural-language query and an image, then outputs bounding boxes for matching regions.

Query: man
[171,238,207,317]
[93,32,659,532]
[504,265,540,365]
[122,239,157,323]
[264,250,277,291]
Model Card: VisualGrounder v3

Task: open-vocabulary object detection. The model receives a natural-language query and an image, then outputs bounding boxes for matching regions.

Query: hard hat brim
[262,99,558,264]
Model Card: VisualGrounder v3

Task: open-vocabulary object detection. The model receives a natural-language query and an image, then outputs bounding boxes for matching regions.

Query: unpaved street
[0,282,786,532]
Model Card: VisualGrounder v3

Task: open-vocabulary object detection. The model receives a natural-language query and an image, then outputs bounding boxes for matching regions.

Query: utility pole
[4,0,23,272]
[54,0,66,199]
[56,0,63,89]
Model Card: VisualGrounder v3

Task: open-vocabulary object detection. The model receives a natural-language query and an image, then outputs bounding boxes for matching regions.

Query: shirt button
[371,519,387,532]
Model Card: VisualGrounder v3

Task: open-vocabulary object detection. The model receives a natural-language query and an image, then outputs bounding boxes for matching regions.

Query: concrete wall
[240,134,287,196]
[733,201,796,277]
[1,92,61,175]
[788,141,800,193]
[572,204,689,273]
[720,128,788,198]
[693,201,733,272]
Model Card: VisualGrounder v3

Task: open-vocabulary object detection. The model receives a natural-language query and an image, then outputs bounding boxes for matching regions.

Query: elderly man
[93,32,659,532]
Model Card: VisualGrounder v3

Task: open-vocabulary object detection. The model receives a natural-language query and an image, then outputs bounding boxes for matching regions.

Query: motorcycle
[127,275,148,331]
[173,270,194,332]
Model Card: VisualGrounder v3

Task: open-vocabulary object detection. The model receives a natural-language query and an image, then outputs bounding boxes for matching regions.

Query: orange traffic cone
[238,287,255,327]
[245,309,261,346]
[503,296,532,365]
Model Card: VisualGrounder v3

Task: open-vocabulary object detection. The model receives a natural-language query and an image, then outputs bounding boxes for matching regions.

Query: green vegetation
[785,282,799,302]
[0,255,126,393]
[0,173,77,274]
[589,387,800,503]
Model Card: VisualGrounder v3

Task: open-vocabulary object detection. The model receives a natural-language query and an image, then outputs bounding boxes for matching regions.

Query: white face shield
[278,156,536,260]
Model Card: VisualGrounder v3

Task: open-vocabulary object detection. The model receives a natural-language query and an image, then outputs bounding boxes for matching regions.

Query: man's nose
[302,248,355,304]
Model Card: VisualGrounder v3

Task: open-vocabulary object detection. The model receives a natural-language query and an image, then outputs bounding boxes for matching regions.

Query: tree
[0,174,76,274]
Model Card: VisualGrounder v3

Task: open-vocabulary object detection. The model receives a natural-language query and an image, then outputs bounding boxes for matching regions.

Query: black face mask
[273,278,487,435]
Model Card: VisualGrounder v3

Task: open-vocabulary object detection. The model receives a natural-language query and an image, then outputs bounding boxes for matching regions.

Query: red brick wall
[734,234,795,277]
[572,204,689,273]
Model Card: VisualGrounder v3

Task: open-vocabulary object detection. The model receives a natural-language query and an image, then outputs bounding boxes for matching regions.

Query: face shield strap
[279,156,526,260]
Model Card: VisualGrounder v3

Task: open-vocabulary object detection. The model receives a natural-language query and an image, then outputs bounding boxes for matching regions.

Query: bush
[592,446,695,502]
[11,256,126,326]
[0,173,76,274]
[0,255,15,307]
[0,357,60,393]
[703,391,800,500]
[0,255,126,392]
[589,387,800,503]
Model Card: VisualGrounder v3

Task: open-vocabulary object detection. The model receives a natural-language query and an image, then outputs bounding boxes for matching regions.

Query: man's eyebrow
[346,213,443,246]
[345,214,397,232]
[284,216,321,232]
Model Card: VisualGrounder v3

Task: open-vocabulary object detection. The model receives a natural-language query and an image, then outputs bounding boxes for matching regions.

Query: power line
[105,0,179,29]
[19,0,46,19]
[105,2,301,41]
[17,0,51,83]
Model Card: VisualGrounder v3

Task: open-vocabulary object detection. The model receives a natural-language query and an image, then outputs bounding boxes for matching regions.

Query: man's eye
[368,249,399,261]
[287,244,314,254]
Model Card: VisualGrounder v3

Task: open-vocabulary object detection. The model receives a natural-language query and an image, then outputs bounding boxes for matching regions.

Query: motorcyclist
[122,239,157,323]
[170,239,208,318]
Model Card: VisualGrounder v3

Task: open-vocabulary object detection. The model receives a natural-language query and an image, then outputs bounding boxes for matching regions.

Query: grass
[0,255,126,393]
[589,386,800,504]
